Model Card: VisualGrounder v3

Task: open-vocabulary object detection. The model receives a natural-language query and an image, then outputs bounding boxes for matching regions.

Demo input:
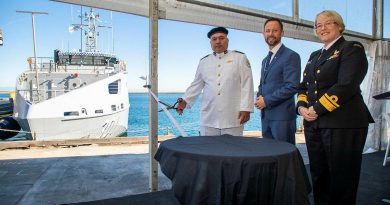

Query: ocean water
[0,93,9,99]
[128,93,261,136]
[0,92,261,137]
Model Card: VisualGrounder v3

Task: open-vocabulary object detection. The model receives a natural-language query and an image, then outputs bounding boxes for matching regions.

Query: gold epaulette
[319,93,340,112]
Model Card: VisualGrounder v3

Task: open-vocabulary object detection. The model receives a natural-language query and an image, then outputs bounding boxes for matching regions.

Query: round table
[155,135,311,205]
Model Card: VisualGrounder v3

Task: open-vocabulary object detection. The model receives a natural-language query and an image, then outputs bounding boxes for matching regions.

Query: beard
[266,37,280,47]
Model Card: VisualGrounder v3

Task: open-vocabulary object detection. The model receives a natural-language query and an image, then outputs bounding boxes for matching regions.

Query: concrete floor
[0,144,173,205]
[0,136,309,205]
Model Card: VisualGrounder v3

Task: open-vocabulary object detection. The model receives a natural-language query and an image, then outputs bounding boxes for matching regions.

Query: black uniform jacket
[297,36,374,128]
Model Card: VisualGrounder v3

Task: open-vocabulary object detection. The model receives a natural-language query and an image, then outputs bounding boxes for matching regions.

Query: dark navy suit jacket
[257,44,301,120]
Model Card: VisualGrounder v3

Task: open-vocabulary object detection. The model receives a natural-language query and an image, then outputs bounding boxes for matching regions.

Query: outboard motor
[0,116,20,140]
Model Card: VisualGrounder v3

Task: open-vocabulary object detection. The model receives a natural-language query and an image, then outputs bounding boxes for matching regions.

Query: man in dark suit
[255,18,301,144]
[297,10,374,204]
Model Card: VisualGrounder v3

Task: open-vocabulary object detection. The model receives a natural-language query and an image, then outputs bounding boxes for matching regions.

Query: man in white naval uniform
[177,27,254,136]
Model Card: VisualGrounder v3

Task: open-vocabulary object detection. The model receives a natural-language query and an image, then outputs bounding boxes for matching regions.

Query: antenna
[111,11,114,53]
[16,10,48,102]
[80,6,83,52]
[69,8,111,53]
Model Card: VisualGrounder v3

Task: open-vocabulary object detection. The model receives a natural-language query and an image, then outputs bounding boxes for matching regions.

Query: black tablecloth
[155,135,311,205]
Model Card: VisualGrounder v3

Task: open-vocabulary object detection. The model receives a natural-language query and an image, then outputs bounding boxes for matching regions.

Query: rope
[0,128,31,134]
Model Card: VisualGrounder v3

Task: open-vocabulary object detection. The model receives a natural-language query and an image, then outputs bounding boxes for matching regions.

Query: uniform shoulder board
[352,42,363,49]
[345,41,363,49]
[200,54,210,61]
[245,58,251,68]
[233,50,245,54]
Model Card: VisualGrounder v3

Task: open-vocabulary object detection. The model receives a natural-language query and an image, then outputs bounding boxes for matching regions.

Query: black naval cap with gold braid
[207,27,229,38]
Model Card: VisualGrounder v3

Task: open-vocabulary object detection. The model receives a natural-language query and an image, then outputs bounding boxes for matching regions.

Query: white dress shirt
[269,42,282,63]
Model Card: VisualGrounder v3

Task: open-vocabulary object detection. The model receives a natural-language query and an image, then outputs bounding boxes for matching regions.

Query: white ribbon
[147,89,188,137]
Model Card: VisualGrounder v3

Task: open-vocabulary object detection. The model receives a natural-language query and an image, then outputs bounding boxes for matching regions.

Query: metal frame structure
[52,0,389,191]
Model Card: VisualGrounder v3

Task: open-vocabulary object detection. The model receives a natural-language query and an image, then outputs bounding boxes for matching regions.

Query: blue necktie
[264,51,273,72]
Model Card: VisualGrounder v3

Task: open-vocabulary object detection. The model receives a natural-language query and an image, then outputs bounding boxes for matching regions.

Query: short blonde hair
[314,10,345,34]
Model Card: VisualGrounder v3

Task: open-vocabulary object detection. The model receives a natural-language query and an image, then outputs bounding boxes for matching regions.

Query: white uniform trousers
[200,126,244,136]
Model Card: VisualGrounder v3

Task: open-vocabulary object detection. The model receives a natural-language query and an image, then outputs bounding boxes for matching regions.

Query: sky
[0,0,388,92]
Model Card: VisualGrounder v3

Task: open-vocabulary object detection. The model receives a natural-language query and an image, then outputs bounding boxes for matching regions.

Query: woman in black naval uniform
[296,10,374,205]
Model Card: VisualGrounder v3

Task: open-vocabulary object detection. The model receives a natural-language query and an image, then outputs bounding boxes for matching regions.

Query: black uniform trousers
[304,127,367,205]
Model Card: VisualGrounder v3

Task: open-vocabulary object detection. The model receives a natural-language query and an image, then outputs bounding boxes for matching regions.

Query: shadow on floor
[68,190,180,205]
[69,151,389,205]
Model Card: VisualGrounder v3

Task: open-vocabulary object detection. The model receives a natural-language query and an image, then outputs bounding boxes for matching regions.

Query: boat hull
[14,72,129,141]
[18,109,128,140]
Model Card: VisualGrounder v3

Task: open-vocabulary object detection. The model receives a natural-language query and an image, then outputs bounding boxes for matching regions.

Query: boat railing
[56,65,116,74]
[28,57,56,72]
[17,88,75,103]
[28,57,118,73]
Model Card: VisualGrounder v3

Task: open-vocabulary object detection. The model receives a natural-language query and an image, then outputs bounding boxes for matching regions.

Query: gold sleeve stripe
[297,94,308,103]
[319,93,340,112]
[325,93,340,107]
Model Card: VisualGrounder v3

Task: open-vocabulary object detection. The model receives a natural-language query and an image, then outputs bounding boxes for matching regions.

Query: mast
[16,10,48,102]
[80,6,83,52]
[69,8,111,53]
[85,8,98,52]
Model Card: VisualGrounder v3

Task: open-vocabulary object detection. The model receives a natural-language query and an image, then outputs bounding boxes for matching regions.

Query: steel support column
[148,0,159,192]
[373,0,384,40]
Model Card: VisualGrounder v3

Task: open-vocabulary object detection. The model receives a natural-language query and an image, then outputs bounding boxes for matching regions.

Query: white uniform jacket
[183,50,254,129]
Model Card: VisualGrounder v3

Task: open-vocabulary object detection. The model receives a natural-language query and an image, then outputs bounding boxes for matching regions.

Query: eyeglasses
[315,21,337,30]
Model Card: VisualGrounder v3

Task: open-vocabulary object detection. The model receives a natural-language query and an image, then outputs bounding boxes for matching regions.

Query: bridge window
[108,80,121,94]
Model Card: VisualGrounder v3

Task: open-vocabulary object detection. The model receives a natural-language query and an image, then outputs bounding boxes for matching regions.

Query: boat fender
[0,116,20,140]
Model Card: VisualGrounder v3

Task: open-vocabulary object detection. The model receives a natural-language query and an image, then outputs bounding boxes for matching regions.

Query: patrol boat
[12,8,129,140]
